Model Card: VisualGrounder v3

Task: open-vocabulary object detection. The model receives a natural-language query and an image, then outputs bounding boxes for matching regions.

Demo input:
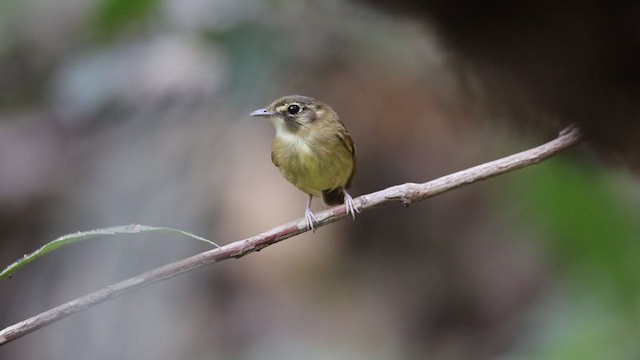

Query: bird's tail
[321,188,345,205]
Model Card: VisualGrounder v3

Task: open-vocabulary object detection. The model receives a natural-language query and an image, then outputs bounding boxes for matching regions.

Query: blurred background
[0,0,639,359]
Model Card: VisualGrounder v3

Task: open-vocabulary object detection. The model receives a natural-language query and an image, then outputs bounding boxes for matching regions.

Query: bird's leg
[304,194,319,232]
[344,191,359,220]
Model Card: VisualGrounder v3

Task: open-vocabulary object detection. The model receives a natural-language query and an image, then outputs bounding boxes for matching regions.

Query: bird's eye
[287,104,300,115]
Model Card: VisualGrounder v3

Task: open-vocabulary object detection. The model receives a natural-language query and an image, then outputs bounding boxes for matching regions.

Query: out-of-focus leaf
[503,157,640,358]
[203,23,282,98]
[0,224,219,279]
[92,0,160,40]
[512,159,640,306]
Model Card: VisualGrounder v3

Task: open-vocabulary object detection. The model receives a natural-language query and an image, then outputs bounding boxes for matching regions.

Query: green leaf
[1,224,219,279]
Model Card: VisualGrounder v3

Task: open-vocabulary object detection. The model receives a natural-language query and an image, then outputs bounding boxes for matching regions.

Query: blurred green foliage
[508,158,640,358]
[203,23,283,99]
[92,0,160,40]
[519,159,640,305]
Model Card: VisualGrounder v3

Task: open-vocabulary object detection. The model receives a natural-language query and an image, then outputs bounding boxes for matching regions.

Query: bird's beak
[250,108,274,117]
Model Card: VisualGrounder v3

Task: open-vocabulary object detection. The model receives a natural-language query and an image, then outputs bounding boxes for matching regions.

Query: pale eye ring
[287,104,300,115]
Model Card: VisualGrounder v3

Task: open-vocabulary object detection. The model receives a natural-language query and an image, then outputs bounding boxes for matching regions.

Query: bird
[250,95,358,232]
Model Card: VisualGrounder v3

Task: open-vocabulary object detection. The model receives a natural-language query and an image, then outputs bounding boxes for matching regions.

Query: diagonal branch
[0,126,582,346]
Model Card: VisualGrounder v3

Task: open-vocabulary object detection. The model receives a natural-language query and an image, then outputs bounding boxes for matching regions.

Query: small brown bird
[250,95,358,231]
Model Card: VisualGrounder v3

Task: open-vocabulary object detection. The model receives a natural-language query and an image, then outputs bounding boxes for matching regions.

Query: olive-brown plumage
[250,95,358,231]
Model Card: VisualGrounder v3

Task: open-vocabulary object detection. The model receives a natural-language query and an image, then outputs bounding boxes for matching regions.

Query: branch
[0,126,582,346]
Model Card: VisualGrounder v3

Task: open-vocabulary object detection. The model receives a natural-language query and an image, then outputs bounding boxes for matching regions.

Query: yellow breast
[271,131,353,196]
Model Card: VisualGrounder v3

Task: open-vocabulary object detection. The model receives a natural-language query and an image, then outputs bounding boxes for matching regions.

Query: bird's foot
[344,192,359,220]
[304,206,319,232]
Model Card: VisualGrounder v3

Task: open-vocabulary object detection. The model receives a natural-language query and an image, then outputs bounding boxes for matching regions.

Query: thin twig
[0,126,582,346]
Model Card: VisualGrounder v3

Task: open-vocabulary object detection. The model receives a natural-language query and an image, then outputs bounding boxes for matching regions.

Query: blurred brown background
[0,1,638,359]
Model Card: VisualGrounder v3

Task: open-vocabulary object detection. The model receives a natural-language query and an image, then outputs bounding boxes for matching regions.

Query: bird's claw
[305,207,319,232]
[344,192,359,220]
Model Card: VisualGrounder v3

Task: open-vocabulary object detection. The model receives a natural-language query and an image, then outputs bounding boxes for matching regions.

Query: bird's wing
[335,124,355,156]
[335,123,356,189]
